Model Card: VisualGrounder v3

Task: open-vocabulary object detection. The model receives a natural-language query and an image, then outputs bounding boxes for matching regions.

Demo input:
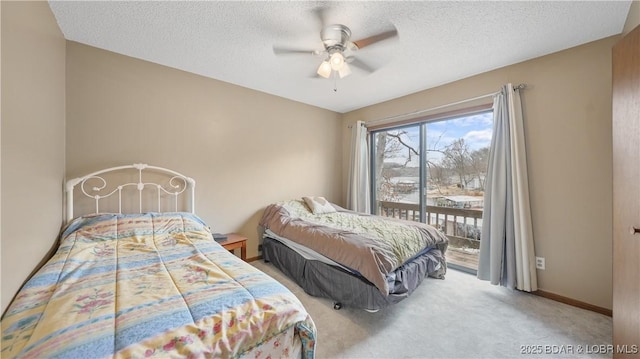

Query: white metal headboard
[65,163,195,223]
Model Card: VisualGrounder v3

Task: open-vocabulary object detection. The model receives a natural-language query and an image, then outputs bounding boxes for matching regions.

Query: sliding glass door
[371,124,424,221]
[370,110,493,272]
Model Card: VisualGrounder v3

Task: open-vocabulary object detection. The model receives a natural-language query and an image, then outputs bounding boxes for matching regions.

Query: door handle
[631,226,640,235]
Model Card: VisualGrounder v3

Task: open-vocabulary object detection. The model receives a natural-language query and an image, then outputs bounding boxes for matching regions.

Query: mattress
[262,235,446,310]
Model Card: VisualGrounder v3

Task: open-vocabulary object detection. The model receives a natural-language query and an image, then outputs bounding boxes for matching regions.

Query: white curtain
[477,84,537,292]
[347,121,371,213]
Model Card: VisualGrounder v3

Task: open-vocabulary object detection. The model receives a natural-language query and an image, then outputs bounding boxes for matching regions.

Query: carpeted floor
[252,261,612,359]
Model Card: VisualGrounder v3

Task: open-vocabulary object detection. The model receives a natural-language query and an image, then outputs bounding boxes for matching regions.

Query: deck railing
[378,201,483,249]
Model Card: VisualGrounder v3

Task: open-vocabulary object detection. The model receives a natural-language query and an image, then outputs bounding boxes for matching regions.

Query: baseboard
[533,290,612,317]
[247,255,263,263]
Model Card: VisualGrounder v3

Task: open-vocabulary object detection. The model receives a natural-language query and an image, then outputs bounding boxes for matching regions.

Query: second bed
[258,197,449,311]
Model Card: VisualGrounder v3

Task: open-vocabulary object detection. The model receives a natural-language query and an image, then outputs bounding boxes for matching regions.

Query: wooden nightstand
[218,233,247,261]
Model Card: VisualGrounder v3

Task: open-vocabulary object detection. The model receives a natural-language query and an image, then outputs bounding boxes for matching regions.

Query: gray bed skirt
[262,235,446,310]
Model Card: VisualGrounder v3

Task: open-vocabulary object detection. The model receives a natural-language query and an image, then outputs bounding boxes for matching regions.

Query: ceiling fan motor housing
[321,24,352,51]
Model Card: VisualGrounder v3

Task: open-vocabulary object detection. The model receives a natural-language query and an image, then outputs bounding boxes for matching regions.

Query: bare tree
[469,147,490,190]
[426,163,449,194]
[373,130,419,201]
[386,131,419,166]
[441,139,472,188]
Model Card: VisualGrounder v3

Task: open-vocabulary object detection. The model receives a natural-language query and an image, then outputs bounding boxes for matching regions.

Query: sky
[427,111,493,150]
[381,110,493,166]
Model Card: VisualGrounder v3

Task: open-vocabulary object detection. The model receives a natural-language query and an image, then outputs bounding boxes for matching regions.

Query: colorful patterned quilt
[1,212,316,359]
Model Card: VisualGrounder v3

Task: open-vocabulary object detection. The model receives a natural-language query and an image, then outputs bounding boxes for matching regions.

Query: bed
[1,164,316,359]
[258,197,449,311]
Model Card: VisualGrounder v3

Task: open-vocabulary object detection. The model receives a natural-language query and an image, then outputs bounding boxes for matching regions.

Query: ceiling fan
[273,22,398,79]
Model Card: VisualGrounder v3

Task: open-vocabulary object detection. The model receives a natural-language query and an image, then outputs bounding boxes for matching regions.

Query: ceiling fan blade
[311,6,329,30]
[352,27,398,50]
[347,57,377,73]
[273,47,322,56]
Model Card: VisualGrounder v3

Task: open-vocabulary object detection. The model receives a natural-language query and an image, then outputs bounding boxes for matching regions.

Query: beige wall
[1,1,66,312]
[65,42,343,260]
[623,0,640,35]
[342,36,618,310]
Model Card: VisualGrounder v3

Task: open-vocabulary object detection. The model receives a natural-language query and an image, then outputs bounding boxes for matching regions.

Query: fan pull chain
[333,73,338,92]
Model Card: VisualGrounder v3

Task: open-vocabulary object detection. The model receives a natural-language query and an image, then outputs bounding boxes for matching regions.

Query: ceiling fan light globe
[330,52,345,70]
[317,61,332,78]
[338,63,352,78]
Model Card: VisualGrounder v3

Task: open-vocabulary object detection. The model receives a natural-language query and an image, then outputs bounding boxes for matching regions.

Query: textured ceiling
[48,1,631,113]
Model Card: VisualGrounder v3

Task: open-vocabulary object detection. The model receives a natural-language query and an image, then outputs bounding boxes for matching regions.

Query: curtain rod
[364,83,527,127]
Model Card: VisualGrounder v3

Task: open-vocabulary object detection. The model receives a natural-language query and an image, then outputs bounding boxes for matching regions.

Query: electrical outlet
[535,256,545,270]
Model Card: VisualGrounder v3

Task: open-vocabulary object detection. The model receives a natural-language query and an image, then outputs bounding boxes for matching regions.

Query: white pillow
[302,196,336,214]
